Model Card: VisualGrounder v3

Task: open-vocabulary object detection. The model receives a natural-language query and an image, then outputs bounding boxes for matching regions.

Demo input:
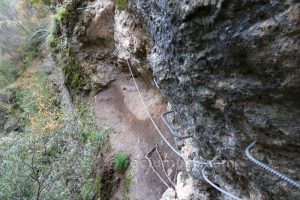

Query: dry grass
[13,67,63,135]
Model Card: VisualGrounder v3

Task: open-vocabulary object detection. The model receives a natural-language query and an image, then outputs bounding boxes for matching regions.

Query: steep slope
[52,0,300,199]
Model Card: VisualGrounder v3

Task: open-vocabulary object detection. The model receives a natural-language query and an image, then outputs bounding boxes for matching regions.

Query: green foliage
[48,6,67,50]
[94,176,102,195]
[0,137,36,199]
[78,103,107,144]
[21,41,40,62]
[0,60,19,88]
[49,14,58,34]
[64,57,85,93]
[0,1,110,199]
[43,144,59,157]
[81,182,95,200]
[48,15,59,49]
[51,44,87,95]
[115,0,127,11]
[80,175,103,200]
[56,7,68,21]
[114,153,129,172]
[83,127,105,143]
[0,66,108,199]
[50,3,104,95]
[49,33,58,48]
[125,174,132,200]
[31,0,51,5]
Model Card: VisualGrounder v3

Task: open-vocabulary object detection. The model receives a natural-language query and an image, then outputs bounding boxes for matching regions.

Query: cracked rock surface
[59,0,299,199]
[128,0,300,199]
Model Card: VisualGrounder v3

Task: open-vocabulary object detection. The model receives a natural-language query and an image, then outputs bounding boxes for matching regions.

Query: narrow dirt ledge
[93,72,182,200]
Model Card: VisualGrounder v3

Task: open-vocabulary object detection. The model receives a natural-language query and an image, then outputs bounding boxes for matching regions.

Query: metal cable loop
[74,5,241,200]
[202,156,242,200]
[155,144,177,189]
[126,60,244,200]
[126,59,224,166]
[246,141,300,189]
[146,150,171,189]
[99,10,242,198]
[202,166,242,200]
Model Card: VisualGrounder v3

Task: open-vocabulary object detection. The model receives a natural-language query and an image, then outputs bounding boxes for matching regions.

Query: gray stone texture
[128,0,300,199]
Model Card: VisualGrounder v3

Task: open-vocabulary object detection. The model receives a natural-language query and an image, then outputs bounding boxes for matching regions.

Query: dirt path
[94,73,182,200]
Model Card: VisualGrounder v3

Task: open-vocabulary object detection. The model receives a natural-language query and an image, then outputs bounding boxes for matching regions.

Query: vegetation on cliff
[0,1,123,199]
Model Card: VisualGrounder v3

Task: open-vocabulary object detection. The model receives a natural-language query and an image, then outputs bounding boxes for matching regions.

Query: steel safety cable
[126,59,222,166]
[155,144,176,189]
[246,141,300,189]
[100,9,242,199]
[146,147,172,189]
[126,59,244,199]
[200,156,242,200]
[161,111,194,139]
[202,166,242,200]
[43,2,262,199]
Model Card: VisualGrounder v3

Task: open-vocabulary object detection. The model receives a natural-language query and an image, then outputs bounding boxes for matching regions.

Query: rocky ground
[94,72,182,200]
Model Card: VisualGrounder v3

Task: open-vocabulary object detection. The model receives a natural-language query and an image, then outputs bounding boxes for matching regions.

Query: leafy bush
[81,182,95,200]
[115,0,126,12]
[125,174,132,200]
[0,60,20,88]
[0,1,111,199]
[31,0,51,5]
[114,153,129,172]
[56,7,68,21]
[0,66,108,199]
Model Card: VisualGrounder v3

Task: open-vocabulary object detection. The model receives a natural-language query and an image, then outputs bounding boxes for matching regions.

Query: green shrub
[48,15,59,48]
[43,144,59,157]
[0,1,109,199]
[49,34,58,48]
[56,7,68,21]
[94,176,102,196]
[81,182,94,200]
[115,0,126,12]
[125,174,132,200]
[114,153,129,172]
[31,0,51,5]
[0,66,108,199]
[0,60,20,88]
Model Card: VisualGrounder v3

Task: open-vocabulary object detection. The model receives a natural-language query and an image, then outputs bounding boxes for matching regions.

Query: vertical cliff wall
[53,0,300,199]
[129,0,300,199]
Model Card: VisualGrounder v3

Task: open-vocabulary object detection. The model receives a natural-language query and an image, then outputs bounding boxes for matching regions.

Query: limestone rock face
[58,0,299,198]
[114,9,150,75]
[59,0,117,94]
[128,0,300,199]
[176,172,210,200]
[59,0,151,95]
[160,188,176,200]
[84,0,115,42]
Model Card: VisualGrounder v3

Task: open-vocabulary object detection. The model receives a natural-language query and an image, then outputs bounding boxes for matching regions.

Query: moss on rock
[49,0,116,97]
